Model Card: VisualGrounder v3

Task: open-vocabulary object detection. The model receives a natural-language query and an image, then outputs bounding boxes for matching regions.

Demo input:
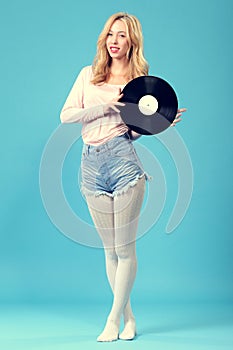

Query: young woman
[60,12,185,342]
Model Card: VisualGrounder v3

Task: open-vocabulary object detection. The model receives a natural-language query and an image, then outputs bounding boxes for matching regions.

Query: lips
[109,46,120,53]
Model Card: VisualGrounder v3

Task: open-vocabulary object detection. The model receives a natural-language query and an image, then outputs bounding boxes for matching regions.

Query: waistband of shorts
[83,132,131,151]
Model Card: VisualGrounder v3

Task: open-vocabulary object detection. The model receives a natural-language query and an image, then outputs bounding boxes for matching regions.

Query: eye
[107,32,113,36]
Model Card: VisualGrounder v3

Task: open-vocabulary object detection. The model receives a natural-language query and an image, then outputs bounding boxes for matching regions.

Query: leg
[85,194,119,342]
[107,177,146,340]
[85,193,115,249]
[86,177,145,341]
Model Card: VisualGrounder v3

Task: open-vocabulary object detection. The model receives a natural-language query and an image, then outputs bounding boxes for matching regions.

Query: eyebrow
[108,30,126,34]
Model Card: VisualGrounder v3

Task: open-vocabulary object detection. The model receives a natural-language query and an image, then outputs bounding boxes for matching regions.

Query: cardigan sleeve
[60,66,105,123]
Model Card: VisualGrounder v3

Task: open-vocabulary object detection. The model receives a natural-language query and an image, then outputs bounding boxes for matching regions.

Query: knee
[105,247,117,261]
[115,244,136,261]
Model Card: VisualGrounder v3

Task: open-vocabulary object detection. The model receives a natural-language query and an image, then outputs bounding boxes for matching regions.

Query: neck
[110,57,129,75]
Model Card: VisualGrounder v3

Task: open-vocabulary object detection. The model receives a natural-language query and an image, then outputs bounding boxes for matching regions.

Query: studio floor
[0,301,232,350]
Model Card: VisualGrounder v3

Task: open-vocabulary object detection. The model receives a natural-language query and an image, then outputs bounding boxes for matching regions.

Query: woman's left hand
[171,108,187,127]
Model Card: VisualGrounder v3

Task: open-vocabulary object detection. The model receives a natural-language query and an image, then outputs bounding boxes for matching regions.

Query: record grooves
[119,76,178,135]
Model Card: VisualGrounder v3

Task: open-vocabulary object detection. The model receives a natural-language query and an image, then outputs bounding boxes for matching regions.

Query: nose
[111,35,118,44]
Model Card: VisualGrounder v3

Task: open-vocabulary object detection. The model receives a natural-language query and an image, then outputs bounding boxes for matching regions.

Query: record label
[138,95,159,116]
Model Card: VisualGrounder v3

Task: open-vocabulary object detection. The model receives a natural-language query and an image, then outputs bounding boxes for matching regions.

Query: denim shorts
[81,132,148,197]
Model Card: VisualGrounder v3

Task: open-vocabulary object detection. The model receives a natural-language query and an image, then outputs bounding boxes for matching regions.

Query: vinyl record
[119,76,178,135]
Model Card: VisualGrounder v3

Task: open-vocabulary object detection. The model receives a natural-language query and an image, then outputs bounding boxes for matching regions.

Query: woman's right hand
[103,88,125,114]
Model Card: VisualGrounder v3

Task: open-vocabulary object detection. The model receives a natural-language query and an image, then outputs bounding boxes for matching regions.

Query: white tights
[85,177,145,341]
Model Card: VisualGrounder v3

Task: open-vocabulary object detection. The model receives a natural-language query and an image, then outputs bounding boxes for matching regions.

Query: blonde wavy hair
[91,12,149,85]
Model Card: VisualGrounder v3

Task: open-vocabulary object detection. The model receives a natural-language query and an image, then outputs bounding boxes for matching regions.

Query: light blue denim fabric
[81,132,148,197]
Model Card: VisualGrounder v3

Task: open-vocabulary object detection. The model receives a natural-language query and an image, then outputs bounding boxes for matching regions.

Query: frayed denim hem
[81,173,152,198]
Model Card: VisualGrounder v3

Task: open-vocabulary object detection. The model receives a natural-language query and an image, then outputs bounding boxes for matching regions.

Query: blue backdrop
[0,0,232,306]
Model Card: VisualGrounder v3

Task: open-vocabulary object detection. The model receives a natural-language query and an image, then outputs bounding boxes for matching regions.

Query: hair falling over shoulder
[91,12,149,85]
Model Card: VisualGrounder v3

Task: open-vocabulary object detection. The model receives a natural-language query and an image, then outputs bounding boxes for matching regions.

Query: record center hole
[138,95,158,116]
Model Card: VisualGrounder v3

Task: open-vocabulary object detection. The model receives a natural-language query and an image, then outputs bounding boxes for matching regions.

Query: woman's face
[106,20,129,60]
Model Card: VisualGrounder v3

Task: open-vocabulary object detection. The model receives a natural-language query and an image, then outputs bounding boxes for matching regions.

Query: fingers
[118,92,124,100]
[111,105,120,113]
[171,108,185,127]
[109,101,125,113]
[171,117,182,125]
[112,93,124,102]
[177,108,187,113]
[115,101,125,106]
[171,107,187,126]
